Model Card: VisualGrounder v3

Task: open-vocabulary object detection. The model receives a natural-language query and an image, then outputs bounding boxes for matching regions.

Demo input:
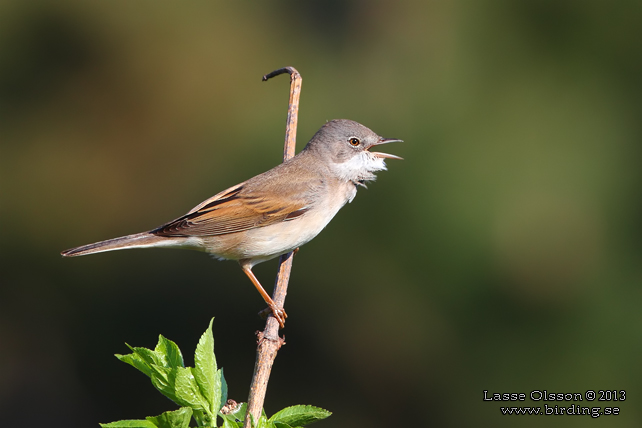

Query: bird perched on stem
[62,119,402,327]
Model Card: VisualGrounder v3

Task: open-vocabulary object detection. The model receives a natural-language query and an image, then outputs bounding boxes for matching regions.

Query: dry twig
[244,67,302,427]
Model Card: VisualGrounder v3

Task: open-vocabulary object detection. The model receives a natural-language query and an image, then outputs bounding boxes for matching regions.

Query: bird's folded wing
[151,183,309,237]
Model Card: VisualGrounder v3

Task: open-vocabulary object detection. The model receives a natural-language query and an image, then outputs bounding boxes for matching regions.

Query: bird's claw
[259,305,288,328]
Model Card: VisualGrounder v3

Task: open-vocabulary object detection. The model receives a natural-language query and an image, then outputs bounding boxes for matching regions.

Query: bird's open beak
[370,138,403,160]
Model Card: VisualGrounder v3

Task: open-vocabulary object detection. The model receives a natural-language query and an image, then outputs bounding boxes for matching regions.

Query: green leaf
[151,364,179,406]
[145,407,193,428]
[219,368,228,411]
[255,414,270,428]
[221,419,243,428]
[155,335,184,369]
[175,366,210,413]
[269,405,332,426]
[273,423,293,428]
[109,322,234,428]
[191,409,208,428]
[116,352,153,378]
[219,402,247,428]
[100,420,157,428]
[130,345,164,367]
[219,402,247,425]
[193,318,219,413]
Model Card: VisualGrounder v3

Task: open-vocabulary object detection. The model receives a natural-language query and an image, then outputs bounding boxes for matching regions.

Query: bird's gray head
[304,119,402,185]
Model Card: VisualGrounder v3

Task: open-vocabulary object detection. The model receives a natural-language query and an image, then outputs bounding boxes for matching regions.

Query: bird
[61,119,402,327]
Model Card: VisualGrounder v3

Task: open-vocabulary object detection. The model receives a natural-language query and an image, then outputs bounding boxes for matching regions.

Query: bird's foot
[259,305,288,328]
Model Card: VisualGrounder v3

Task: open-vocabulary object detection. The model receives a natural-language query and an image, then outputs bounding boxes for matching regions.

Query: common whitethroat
[61,119,402,327]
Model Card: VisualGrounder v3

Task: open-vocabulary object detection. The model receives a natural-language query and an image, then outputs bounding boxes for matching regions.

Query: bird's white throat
[330,151,387,184]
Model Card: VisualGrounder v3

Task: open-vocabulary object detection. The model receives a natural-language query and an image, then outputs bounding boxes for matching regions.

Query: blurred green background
[1,1,641,427]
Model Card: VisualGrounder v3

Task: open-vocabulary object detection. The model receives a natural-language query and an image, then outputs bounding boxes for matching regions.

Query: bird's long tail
[61,232,166,257]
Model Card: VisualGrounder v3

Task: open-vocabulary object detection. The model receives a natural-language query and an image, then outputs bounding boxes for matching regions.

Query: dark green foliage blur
[1,1,641,427]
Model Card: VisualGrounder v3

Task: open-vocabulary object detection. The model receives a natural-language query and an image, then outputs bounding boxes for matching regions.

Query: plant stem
[244,67,302,427]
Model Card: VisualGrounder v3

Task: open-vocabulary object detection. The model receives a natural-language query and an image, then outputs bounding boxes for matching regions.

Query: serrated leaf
[155,335,184,369]
[210,368,224,416]
[175,366,210,413]
[99,420,157,428]
[273,423,293,428]
[130,346,164,367]
[116,353,153,378]
[149,365,179,404]
[145,407,193,428]
[193,318,218,413]
[269,405,331,426]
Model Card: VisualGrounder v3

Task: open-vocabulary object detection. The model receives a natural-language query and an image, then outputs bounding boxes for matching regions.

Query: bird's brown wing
[151,182,309,237]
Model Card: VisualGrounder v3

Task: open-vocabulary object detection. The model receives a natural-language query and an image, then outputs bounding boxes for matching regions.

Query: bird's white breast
[214,180,356,267]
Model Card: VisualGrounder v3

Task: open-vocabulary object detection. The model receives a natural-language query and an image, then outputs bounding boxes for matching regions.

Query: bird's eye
[348,137,361,146]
